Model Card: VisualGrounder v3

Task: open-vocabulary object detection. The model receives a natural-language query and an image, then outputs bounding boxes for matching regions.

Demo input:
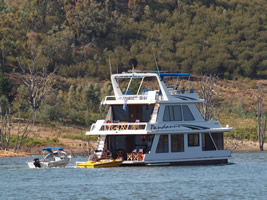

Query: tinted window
[156,135,169,153]
[173,105,182,121]
[163,106,171,121]
[182,105,195,121]
[188,134,199,147]
[171,134,184,152]
[163,105,182,121]
[202,133,216,151]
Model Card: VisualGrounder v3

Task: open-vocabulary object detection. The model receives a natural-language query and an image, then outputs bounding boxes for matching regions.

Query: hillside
[2,72,266,155]
[1,0,267,80]
[1,0,267,155]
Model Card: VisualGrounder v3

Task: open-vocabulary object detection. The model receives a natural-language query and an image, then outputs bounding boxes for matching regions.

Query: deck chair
[137,149,143,161]
[127,153,133,161]
[131,120,140,130]
[132,149,138,161]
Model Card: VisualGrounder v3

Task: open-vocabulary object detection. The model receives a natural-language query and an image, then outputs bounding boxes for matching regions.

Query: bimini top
[159,73,190,80]
[43,147,64,153]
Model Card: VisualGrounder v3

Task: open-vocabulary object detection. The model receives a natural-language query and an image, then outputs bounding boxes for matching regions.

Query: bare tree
[5,107,11,151]
[256,85,266,151]
[15,55,56,151]
[0,105,3,149]
[0,97,11,150]
[14,110,21,153]
[200,75,217,120]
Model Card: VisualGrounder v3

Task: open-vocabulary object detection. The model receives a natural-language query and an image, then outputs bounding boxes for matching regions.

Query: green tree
[67,85,76,107]
[83,83,100,113]
[0,68,11,101]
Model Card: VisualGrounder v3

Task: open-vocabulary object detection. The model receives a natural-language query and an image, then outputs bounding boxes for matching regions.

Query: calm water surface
[0,152,267,200]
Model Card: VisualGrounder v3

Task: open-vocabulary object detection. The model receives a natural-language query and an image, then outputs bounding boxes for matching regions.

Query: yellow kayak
[76,159,123,168]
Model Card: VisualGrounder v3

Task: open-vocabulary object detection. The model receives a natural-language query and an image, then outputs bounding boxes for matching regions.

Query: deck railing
[90,122,148,132]
[105,95,157,101]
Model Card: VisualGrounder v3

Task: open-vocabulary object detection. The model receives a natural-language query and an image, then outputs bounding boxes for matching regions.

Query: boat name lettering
[151,124,180,130]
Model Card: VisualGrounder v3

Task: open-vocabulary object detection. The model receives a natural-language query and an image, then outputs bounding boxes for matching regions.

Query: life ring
[106,120,111,130]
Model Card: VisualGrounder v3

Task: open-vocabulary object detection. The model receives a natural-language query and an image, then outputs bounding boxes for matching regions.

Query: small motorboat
[76,158,123,168]
[27,147,71,168]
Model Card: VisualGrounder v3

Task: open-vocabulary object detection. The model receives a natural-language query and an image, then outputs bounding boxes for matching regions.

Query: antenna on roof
[152,50,160,74]
[109,55,112,76]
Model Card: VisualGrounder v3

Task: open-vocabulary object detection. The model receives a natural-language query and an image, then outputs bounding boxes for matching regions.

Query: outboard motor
[33,158,41,168]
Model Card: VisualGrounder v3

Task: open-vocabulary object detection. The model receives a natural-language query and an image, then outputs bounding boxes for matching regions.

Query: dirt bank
[0,150,29,157]
[225,138,262,152]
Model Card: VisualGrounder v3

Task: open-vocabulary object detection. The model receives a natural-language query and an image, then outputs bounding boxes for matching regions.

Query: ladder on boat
[95,135,106,158]
[150,105,159,123]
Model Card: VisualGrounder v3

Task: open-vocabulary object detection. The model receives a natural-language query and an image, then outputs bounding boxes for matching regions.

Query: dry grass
[6,123,96,155]
[225,138,260,152]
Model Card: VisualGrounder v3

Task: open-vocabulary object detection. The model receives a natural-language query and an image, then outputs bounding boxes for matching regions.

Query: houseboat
[87,71,232,166]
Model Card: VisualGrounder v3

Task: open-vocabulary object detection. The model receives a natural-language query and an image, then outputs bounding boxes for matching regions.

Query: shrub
[62,134,97,142]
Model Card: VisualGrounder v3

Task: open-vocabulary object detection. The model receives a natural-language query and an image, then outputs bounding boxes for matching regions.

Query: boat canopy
[159,73,190,81]
[43,147,64,153]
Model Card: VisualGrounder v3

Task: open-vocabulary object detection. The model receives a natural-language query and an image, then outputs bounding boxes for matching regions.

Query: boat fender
[106,120,111,130]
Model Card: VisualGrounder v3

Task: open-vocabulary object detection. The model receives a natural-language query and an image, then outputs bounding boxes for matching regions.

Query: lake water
[0,152,267,200]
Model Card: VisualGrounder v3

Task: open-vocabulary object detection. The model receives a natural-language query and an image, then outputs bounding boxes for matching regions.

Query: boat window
[142,105,154,122]
[163,105,182,121]
[182,105,195,121]
[163,105,194,121]
[112,105,154,122]
[202,133,216,151]
[156,135,169,153]
[188,134,199,147]
[112,106,130,121]
[108,135,125,152]
[211,133,224,150]
[171,134,184,152]
[146,135,154,153]
[163,106,171,121]
[173,106,182,121]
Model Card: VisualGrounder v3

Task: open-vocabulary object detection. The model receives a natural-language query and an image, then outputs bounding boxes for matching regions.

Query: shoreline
[0,138,264,158]
[1,145,265,158]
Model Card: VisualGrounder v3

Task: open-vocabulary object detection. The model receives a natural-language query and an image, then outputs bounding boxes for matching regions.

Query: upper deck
[87,71,232,136]
[102,72,204,105]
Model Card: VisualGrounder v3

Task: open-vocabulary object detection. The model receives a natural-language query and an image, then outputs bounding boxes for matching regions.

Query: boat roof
[43,147,64,153]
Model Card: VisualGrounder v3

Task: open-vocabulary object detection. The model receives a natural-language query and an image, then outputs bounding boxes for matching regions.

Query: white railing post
[96,122,148,132]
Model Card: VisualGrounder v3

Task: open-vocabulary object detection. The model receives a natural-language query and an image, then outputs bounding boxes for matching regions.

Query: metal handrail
[91,122,148,132]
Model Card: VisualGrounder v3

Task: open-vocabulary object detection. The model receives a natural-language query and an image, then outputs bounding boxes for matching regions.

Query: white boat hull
[122,156,230,166]
[27,157,70,168]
